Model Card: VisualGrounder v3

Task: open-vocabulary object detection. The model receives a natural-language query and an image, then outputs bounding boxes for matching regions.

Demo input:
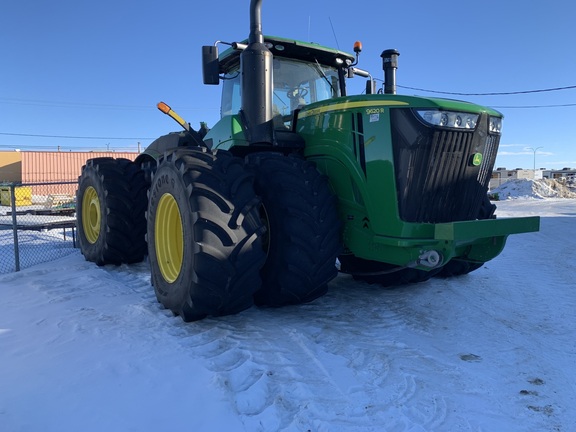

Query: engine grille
[390,109,499,223]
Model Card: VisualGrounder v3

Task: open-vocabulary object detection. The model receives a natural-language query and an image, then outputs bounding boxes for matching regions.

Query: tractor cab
[202,36,358,150]
[221,55,342,129]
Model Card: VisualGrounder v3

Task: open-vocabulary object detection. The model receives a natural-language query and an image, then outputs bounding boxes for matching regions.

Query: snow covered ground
[1,197,575,432]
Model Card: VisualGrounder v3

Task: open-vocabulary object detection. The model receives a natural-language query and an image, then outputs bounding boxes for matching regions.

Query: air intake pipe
[381,49,400,95]
[240,0,274,145]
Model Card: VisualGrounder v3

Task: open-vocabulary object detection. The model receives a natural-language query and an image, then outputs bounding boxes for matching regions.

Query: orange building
[0,151,139,196]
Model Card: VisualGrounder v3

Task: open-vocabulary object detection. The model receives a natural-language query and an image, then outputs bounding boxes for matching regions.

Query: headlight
[416,110,479,130]
[489,116,503,134]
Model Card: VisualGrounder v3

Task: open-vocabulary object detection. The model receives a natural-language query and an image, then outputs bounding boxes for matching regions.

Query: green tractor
[76,0,539,321]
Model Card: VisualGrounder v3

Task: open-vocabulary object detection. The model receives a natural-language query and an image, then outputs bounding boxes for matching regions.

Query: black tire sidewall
[147,160,197,314]
[77,163,110,264]
[247,153,340,306]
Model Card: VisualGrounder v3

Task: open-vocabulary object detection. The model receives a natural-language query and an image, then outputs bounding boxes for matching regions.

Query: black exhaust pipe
[381,49,400,95]
[240,0,274,145]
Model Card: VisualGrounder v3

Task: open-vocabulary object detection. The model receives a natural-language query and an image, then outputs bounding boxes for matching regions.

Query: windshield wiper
[314,59,337,97]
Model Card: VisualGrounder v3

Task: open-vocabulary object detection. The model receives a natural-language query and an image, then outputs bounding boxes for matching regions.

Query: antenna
[328,17,340,50]
[308,16,311,42]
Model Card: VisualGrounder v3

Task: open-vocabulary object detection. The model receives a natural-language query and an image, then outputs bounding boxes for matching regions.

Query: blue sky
[1,0,575,169]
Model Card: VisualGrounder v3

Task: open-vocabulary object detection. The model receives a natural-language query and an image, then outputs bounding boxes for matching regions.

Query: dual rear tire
[77,158,147,265]
[147,150,341,319]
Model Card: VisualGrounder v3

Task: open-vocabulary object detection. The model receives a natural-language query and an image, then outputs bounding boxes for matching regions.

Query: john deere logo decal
[471,153,483,166]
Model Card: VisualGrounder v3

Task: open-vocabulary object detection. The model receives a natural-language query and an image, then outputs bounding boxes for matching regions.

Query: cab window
[220,57,341,129]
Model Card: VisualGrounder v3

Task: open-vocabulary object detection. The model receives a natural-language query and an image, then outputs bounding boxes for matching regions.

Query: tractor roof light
[350,40,363,67]
[416,109,479,131]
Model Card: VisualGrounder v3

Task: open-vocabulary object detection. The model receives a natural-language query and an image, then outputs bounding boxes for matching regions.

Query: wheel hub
[155,193,184,283]
[82,186,101,244]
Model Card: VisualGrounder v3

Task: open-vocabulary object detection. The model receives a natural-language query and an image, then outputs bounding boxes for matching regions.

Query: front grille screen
[390,109,499,223]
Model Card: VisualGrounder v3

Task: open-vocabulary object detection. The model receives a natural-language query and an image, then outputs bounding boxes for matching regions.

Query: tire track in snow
[151,275,456,432]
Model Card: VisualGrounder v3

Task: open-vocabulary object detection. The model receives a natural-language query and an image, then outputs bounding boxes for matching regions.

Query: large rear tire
[246,153,341,306]
[147,149,265,321]
[76,158,147,265]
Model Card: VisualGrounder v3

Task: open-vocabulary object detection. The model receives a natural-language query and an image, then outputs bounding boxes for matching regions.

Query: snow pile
[492,178,576,200]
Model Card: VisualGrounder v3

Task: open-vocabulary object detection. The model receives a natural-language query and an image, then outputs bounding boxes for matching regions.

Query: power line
[491,103,576,109]
[0,97,219,111]
[0,143,140,151]
[0,132,155,140]
[393,83,576,108]
[0,98,152,110]
[397,84,576,96]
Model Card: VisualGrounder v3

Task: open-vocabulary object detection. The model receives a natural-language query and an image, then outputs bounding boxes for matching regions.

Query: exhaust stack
[240,0,274,145]
[381,49,400,95]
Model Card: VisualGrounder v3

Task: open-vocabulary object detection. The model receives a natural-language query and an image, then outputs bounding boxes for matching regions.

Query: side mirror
[202,46,220,85]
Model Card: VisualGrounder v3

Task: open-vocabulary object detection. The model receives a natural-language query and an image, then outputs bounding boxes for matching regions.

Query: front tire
[246,153,341,306]
[147,149,265,321]
[338,255,440,287]
[435,260,483,277]
[76,158,147,265]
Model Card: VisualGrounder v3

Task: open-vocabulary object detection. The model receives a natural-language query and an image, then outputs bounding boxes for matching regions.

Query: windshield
[221,57,341,128]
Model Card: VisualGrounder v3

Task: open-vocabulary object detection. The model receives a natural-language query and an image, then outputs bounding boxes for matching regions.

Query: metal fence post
[10,183,21,271]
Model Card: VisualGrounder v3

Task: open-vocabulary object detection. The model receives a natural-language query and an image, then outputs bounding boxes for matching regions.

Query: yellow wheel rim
[155,193,184,283]
[82,186,101,244]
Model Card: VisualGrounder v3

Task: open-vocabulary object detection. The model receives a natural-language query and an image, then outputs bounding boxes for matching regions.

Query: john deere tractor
[76,0,539,321]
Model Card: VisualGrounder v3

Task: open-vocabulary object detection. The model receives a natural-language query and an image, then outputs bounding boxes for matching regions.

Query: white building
[542,168,576,183]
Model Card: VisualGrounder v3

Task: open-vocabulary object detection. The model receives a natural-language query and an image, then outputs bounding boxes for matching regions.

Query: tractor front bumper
[346,216,540,271]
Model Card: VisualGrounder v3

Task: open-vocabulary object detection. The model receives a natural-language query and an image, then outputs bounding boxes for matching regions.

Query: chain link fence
[0,181,77,274]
